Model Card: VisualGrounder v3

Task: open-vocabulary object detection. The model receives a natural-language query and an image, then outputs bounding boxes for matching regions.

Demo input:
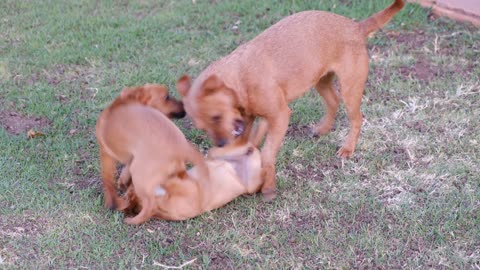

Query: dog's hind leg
[336,54,369,158]
[100,147,122,210]
[313,72,340,136]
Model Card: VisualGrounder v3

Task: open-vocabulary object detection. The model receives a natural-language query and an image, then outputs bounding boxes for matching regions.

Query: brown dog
[177,0,405,200]
[121,141,262,221]
[96,84,209,224]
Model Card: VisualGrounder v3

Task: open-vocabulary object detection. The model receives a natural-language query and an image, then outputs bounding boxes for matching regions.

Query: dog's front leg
[260,107,291,201]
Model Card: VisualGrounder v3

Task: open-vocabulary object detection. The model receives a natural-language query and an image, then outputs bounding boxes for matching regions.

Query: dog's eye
[211,115,222,123]
[164,95,170,101]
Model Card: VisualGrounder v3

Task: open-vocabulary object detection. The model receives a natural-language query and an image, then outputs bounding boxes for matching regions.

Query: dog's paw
[261,188,277,202]
[312,120,335,136]
[337,146,353,159]
[104,197,117,211]
[124,216,142,225]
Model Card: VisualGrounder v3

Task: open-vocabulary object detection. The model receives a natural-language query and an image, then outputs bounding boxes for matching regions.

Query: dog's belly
[188,160,245,212]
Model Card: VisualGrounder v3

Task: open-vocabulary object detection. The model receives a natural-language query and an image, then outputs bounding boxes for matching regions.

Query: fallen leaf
[188,58,200,66]
[27,129,45,139]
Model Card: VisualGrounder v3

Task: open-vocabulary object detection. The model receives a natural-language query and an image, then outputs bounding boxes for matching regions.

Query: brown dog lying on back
[121,141,262,222]
[177,0,405,200]
[95,84,209,225]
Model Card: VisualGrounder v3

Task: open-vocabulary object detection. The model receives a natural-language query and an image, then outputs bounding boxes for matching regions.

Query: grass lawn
[1,0,479,268]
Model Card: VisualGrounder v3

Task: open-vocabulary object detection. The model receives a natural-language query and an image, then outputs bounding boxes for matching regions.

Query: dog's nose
[216,138,227,147]
[172,110,186,119]
[169,111,187,119]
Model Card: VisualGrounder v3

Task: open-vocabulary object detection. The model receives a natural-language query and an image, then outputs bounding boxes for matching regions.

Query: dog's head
[120,84,186,119]
[177,75,245,147]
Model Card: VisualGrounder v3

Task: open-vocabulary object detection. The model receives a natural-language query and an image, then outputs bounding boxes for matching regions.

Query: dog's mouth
[232,119,245,138]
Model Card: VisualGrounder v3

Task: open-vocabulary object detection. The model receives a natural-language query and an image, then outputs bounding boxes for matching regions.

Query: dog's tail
[359,0,405,37]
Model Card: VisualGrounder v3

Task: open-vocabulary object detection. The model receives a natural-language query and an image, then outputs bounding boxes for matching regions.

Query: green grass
[1,0,479,268]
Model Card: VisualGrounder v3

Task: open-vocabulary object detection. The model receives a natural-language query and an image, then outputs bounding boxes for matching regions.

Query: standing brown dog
[95,84,204,217]
[177,0,405,200]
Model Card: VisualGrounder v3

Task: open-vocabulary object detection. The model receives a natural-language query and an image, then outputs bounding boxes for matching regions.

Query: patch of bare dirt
[370,30,478,83]
[369,30,430,59]
[0,109,50,136]
[12,64,100,102]
[0,213,47,239]
[399,56,438,82]
[26,64,96,87]
[283,155,345,186]
[285,124,312,139]
[0,214,49,266]
[285,162,324,182]
[74,177,100,191]
[287,210,327,232]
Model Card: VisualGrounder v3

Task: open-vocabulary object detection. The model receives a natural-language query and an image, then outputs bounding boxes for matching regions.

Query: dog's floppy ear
[177,75,191,97]
[120,86,151,104]
[201,74,224,96]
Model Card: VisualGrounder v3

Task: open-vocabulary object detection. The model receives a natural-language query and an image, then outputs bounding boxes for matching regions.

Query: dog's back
[103,104,185,161]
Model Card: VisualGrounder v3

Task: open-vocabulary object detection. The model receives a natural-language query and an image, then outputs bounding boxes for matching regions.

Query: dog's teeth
[232,129,243,137]
[154,187,167,197]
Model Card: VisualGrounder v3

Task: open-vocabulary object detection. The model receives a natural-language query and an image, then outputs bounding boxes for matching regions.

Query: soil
[285,124,312,138]
[369,30,477,84]
[398,56,438,82]
[0,109,50,136]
